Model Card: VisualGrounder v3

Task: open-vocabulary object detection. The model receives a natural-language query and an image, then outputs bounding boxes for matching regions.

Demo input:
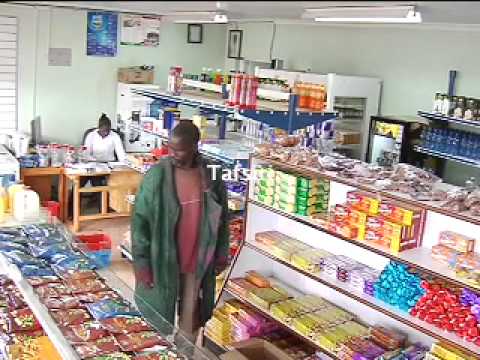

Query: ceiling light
[303,6,422,24]
[163,11,228,24]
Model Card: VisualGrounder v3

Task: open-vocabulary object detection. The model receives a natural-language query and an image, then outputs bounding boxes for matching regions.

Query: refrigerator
[254,69,382,160]
[367,116,427,167]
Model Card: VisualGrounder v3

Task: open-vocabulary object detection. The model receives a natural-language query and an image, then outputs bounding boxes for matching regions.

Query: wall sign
[87,11,118,57]
[121,14,161,47]
[227,29,243,59]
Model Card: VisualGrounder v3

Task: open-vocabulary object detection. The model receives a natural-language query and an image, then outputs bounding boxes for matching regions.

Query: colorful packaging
[346,191,380,215]
[438,231,475,254]
[379,200,423,227]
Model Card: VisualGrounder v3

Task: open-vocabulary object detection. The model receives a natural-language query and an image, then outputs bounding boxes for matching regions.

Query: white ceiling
[10,1,480,25]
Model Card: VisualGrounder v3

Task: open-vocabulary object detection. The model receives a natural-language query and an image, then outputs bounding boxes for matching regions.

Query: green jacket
[131,156,230,329]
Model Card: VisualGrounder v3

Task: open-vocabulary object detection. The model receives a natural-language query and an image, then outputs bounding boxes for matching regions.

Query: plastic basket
[85,249,112,269]
[77,233,112,251]
[43,201,60,219]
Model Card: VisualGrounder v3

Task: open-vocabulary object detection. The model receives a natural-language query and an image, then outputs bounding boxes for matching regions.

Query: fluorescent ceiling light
[163,11,228,24]
[303,6,422,24]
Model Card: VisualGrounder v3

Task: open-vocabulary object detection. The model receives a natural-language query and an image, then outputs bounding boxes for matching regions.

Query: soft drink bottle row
[420,127,480,160]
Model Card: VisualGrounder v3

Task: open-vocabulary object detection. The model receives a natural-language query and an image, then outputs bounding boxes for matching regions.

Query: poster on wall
[86,11,118,57]
[120,14,161,47]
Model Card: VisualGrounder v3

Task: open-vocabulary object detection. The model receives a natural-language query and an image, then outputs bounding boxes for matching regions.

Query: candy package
[370,325,406,350]
[52,257,96,276]
[21,265,56,277]
[134,351,187,360]
[66,278,109,294]
[438,231,475,254]
[43,296,84,310]
[245,271,270,288]
[86,353,132,360]
[57,269,98,281]
[3,250,46,267]
[115,331,169,352]
[51,308,91,326]
[62,321,109,343]
[77,291,122,303]
[26,276,61,287]
[6,292,27,311]
[28,242,73,260]
[35,283,71,298]
[7,308,42,333]
[0,241,27,252]
[100,316,153,334]
[74,336,121,359]
[86,299,140,321]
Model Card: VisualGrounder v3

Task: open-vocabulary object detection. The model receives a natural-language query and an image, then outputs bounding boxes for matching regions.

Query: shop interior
[1,1,480,359]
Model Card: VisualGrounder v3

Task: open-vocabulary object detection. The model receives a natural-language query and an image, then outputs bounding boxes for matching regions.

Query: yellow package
[291,249,332,273]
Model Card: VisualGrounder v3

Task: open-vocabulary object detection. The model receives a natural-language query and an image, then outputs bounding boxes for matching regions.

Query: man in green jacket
[131,121,229,341]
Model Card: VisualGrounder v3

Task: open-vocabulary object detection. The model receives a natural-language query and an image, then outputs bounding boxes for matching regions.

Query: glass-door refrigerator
[367,116,427,167]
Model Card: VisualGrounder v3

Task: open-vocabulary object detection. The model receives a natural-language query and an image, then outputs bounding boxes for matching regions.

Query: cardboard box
[220,339,293,360]
[118,66,154,84]
[335,130,361,145]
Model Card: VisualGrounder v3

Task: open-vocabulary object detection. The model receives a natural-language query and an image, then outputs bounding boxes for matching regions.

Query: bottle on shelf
[200,67,207,82]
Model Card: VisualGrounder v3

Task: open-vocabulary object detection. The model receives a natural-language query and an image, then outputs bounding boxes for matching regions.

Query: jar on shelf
[64,146,76,164]
[36,144,50,167]
[50,144,62,167]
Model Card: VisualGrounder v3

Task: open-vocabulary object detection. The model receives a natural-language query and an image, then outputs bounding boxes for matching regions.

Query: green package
[274,192,297,204]
[256,193,274,205]
[275,200,297,213]
[255,185,275,197]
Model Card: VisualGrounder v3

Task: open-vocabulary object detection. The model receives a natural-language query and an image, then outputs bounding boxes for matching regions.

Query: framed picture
[187,24,203,44]
[228,29,243,59]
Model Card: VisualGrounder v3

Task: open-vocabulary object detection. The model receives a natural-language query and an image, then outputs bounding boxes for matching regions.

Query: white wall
[226,22,480,116]
[0,3,226,144]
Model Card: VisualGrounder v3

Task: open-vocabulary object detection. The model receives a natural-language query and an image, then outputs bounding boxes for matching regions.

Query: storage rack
[131,88,337,137]
[213,154,480,358]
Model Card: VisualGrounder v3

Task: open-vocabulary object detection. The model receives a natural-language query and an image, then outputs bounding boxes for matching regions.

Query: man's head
[169,120,200,168]
[98,113,111,138]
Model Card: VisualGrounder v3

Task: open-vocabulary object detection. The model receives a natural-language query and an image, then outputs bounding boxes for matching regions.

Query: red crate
[43,201,60,218]
[77,233,112,251]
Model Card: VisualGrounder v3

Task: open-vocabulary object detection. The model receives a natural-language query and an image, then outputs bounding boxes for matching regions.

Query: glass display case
[0,217,218,360]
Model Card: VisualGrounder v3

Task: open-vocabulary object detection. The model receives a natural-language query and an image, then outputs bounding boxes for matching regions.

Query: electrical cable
[269,21,276,61]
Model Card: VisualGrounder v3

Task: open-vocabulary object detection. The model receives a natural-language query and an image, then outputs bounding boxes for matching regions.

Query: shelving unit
[132,88,336,136]
[213,154,480,358]
[418,110,480,129]
[414,145,480,169]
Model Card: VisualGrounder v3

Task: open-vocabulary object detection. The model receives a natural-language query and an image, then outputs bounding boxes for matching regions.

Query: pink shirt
[174,166,202,273]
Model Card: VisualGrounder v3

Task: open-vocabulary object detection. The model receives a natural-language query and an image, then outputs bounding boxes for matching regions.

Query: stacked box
[254,167,276,206]
[330,192,425,253]
[275,170,298,214]
[296,176,330,217]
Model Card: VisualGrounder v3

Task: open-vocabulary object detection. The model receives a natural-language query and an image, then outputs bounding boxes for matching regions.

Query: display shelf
[132,88,336,135]
[249,199,480,294]
[244,240,480,357]
[414,145,480,168]
[224,286,339,359]
[252,154,480,226]
[203,333,231,353]
[0,253,80,360]
[418,111,480,128]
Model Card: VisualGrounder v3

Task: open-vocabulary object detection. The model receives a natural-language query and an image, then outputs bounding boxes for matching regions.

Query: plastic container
[8,184,24,213]
[76,234,112,269]
[13,188,40,221]
[0,186,6,222]
[43,201,60,219]
[167,66,183,95]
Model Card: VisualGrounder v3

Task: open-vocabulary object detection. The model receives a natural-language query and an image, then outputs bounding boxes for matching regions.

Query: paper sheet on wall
[121,14,161,47]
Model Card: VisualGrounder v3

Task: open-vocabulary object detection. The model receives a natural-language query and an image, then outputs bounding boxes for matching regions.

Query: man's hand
[135,267,154,288]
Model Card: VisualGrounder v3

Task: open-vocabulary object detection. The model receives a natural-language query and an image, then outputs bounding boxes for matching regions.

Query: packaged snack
[74,336,121,359]
[51,308,91,326]
[66,278,109,294]
[248,288,289,310]
[28,242,73,260]
[62,321,109,343]
[35,283,71,298]
[255,231,280,247]
[274,192,297,205]
[370,325,406,350]
[346,191,380,215]
[431,245,459,266]
[438,231,475,254]
[271,299,306,323]
[43,296,84,310]
[296,295,331,312]
[3,250,46,267]
[57,269,98,281]
[6,292,27,310]
[7,308,42,333]
[134,351,187,360]
[6,335,62,360]
[0,241,27,252]
[20,265,56,277]
[291,249,331,273]
[275,200,297,214]
[100,316,153,334]
[52,256,96,273]
[26,276,61,287]
[85,353,132,360]
[296,203,327,217]
[115,331,169,352]
[379,201,423,227]
[228,278,259,297]
[255,193,274,206]
[245,270,270,288]
[255,185,275,197]
[73,291,120,304]
[86,299,140,321]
